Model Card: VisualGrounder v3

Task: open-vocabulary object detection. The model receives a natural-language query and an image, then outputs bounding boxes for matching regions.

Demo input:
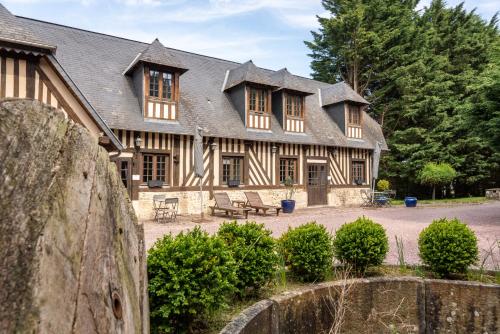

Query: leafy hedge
[418,218,478,277]
[280,222,333,282]
[333,216,389,273]
[148,227,237,333]
[218,221,278,296]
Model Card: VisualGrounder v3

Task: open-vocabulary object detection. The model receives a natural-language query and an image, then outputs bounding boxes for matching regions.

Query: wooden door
[307,163,328,206]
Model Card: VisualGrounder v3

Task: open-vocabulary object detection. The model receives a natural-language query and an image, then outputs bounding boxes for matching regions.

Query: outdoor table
[372,191,389,206]
[232,200,247,208]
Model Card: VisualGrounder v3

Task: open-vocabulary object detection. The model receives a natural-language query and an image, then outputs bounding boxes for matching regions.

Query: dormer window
[249,87,268,114]
[348,105,361,125]
[148,69,174,101]
[283,92,305,133]
[145,67,179,120]
[346,104,363,138]
[286,94,304,118]
[246,86,271,129]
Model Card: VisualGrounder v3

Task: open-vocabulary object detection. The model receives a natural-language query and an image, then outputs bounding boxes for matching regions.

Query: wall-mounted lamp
[271,145,278,154]
[173,154,179,164]
[210,142,218,151]
[134,136,142,150]
[328,147,338,157]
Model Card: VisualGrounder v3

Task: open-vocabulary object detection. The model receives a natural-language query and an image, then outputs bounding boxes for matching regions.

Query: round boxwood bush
[377,179,390,191]
[333,216,389,273]
[218,221,278,297]
[279,222,333,282]
[418,218,478,277]
[148,227,237,333]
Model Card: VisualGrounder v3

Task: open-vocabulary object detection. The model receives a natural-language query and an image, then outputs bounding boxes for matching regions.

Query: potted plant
[281,176,296,213]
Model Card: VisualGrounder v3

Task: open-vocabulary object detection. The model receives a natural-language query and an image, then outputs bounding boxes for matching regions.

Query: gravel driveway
[143,202,500,269]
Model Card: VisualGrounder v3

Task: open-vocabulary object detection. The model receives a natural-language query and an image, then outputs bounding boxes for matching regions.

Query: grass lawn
[391,196,487,206]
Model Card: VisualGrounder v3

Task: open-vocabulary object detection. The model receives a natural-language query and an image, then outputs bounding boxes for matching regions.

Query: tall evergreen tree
[306,0,499,197]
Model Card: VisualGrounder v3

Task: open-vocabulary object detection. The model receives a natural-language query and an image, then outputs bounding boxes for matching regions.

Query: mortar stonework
[221,278,500,334]
[133,187,368,220]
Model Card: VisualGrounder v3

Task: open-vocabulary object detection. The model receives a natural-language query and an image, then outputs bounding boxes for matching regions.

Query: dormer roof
[0,4,56,54]
[271,68,314,95]
[223,60,278,91]
[320,82,369,107]
[124,38,187,75]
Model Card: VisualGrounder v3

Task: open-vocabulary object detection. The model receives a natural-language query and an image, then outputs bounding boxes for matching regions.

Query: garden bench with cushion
[210,192,251,219]
[244,191,282,216]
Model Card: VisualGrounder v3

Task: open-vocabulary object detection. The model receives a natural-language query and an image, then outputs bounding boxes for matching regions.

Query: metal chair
[153,195,166,222]
[161,198,179,223]
[383,190,396,206]
[360,189,373,207]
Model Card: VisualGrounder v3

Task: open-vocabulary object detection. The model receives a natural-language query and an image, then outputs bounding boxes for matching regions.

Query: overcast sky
[3,0,499,77]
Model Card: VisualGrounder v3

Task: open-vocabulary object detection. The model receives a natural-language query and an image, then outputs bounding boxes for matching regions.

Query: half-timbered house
[0,4,387,219]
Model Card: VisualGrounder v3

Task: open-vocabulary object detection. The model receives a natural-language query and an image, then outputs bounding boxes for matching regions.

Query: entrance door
[117,159,132,197]
[307,163,328,206]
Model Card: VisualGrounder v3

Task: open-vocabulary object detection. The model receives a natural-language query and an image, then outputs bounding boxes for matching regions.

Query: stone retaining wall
[221,277,500,334]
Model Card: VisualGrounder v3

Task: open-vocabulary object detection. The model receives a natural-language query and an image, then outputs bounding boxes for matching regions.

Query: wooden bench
[244,191,282,216]
[210,192,251,219]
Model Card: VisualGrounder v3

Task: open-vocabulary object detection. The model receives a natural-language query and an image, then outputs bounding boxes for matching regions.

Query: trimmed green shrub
[333,216,389,273]
[218,221,278,297]
[279,222,333,282]
[148,227,237,333]
[377,179,390,191]
[418,218,478,277]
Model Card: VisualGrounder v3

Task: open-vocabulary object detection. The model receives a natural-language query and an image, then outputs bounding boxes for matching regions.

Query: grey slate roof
[224,60,278,91]
[16,16,386,150]
[0,4,55,52]
[271,68,315,95]
[124,38,187,74]
[321,83,369,106]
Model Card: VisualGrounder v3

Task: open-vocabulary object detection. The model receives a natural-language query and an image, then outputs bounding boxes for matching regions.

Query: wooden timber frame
[113,129,373,203]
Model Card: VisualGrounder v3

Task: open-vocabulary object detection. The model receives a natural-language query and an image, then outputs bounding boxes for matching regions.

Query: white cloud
[114,0,322,24]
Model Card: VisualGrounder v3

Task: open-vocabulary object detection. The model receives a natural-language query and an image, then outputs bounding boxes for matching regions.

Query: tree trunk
[432,186,436,201]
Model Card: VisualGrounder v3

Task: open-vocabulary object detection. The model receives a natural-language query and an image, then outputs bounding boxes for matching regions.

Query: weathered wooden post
[0,99,149,333]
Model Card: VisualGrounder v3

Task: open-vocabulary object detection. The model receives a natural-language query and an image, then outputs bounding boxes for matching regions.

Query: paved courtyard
[143,202,500,269]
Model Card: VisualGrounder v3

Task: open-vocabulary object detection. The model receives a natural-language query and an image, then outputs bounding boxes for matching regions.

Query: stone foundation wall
[221,277,500,334]
[133,187,367,220]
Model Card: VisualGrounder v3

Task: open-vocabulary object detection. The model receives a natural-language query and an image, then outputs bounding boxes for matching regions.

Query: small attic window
[285,94,304,118]
[348,105,361,126]
[149,69,174,101]
[248,87,268,114]
[145,66,179,120]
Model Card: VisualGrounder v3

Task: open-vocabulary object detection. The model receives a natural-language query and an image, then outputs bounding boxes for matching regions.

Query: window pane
[162,72,172,100]
[280,158,297,183]
[350,106,360,125]
[222,157,243,184]
[143,155,153,182]
[249,89,256,111]
[286,95,292,115]
[149,70,159,97]
[352,161,365,183]
[258,90,265,112]
[120,161,128,188]
[156,155,166,182]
